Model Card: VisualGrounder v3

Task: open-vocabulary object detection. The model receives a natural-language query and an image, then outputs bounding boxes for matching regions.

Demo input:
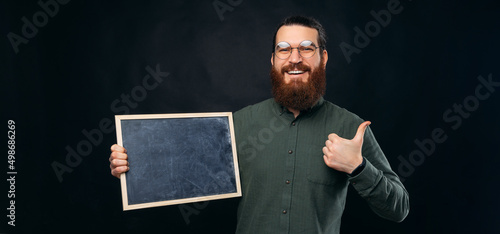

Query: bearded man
[110,16,409,234]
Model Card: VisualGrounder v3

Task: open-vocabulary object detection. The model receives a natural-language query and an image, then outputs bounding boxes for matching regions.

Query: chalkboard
[115,113,241,211]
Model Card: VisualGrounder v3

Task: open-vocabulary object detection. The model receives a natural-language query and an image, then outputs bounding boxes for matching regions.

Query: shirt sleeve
[347,126,410,222]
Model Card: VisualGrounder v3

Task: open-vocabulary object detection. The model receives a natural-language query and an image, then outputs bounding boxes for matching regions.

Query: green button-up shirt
[233,98,409,234]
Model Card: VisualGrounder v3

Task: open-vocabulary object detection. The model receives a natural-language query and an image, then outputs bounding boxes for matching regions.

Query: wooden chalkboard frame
[115,112,241,211]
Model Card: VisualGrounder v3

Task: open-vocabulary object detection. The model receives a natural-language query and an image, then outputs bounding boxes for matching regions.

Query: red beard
[270,57,326,111]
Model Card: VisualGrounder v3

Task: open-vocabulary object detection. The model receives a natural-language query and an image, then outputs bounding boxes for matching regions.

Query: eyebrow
[275,40,317,46]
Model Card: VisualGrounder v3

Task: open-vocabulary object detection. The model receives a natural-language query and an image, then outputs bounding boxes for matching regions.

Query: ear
[271,53,274,66]
[322,49,328,68]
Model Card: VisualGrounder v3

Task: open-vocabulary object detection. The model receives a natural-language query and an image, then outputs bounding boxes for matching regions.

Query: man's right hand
[109,144,129,178]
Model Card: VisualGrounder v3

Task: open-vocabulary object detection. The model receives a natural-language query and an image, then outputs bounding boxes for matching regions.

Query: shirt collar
[274,97,325,116]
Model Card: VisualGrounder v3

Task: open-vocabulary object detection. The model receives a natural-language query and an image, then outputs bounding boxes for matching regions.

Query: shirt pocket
[306,144,345,186]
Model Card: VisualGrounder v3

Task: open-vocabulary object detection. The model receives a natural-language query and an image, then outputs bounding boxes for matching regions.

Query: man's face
[271,25,328,84]
[270,25,328,111]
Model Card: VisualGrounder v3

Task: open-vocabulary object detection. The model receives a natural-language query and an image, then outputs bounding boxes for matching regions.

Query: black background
[2,0,500,233]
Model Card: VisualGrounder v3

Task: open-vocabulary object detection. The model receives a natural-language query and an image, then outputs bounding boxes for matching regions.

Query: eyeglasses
[274,40,322,59]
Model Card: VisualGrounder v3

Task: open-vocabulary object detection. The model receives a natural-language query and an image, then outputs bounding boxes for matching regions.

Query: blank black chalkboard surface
[115,113,241,211]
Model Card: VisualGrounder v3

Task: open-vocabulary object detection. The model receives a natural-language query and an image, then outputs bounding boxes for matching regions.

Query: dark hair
[272,15,327,53]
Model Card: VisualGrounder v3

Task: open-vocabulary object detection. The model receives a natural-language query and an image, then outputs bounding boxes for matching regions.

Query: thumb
[353,121,371,142]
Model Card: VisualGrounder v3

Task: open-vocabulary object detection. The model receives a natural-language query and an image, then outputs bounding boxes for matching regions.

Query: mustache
[281,63,311,73]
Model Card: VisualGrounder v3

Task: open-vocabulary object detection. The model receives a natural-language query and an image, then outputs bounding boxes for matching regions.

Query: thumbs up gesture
[322,121,371,174]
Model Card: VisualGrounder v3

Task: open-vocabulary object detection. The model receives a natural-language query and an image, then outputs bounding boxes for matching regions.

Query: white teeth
[288,70,304,74]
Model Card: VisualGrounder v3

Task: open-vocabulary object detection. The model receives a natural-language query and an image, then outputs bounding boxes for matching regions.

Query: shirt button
[285,180,291,184]
[288,150,293,154]
[292,122,296,126]
[282,210,287,214]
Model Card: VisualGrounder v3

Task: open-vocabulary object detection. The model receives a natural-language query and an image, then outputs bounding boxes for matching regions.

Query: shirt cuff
[347,157,366,177]
[348,159,383,192]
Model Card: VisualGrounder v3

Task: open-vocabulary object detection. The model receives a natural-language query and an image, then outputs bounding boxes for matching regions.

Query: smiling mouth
[287,70,305,75]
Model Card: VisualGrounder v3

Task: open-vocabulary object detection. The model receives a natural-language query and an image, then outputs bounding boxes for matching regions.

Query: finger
[111,144,127,153]
[353,121,371,142]
[111,166,129,178]
[328,133,340,142]
[110,151,128,160]
[110,159,129,168]
[323,155,334,168]
[322,146,330,156]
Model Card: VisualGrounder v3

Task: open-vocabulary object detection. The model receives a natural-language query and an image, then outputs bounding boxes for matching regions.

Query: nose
[288,48,302,64]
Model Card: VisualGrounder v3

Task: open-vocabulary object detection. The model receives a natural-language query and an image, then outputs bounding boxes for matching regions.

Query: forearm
[349,159,410,222]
